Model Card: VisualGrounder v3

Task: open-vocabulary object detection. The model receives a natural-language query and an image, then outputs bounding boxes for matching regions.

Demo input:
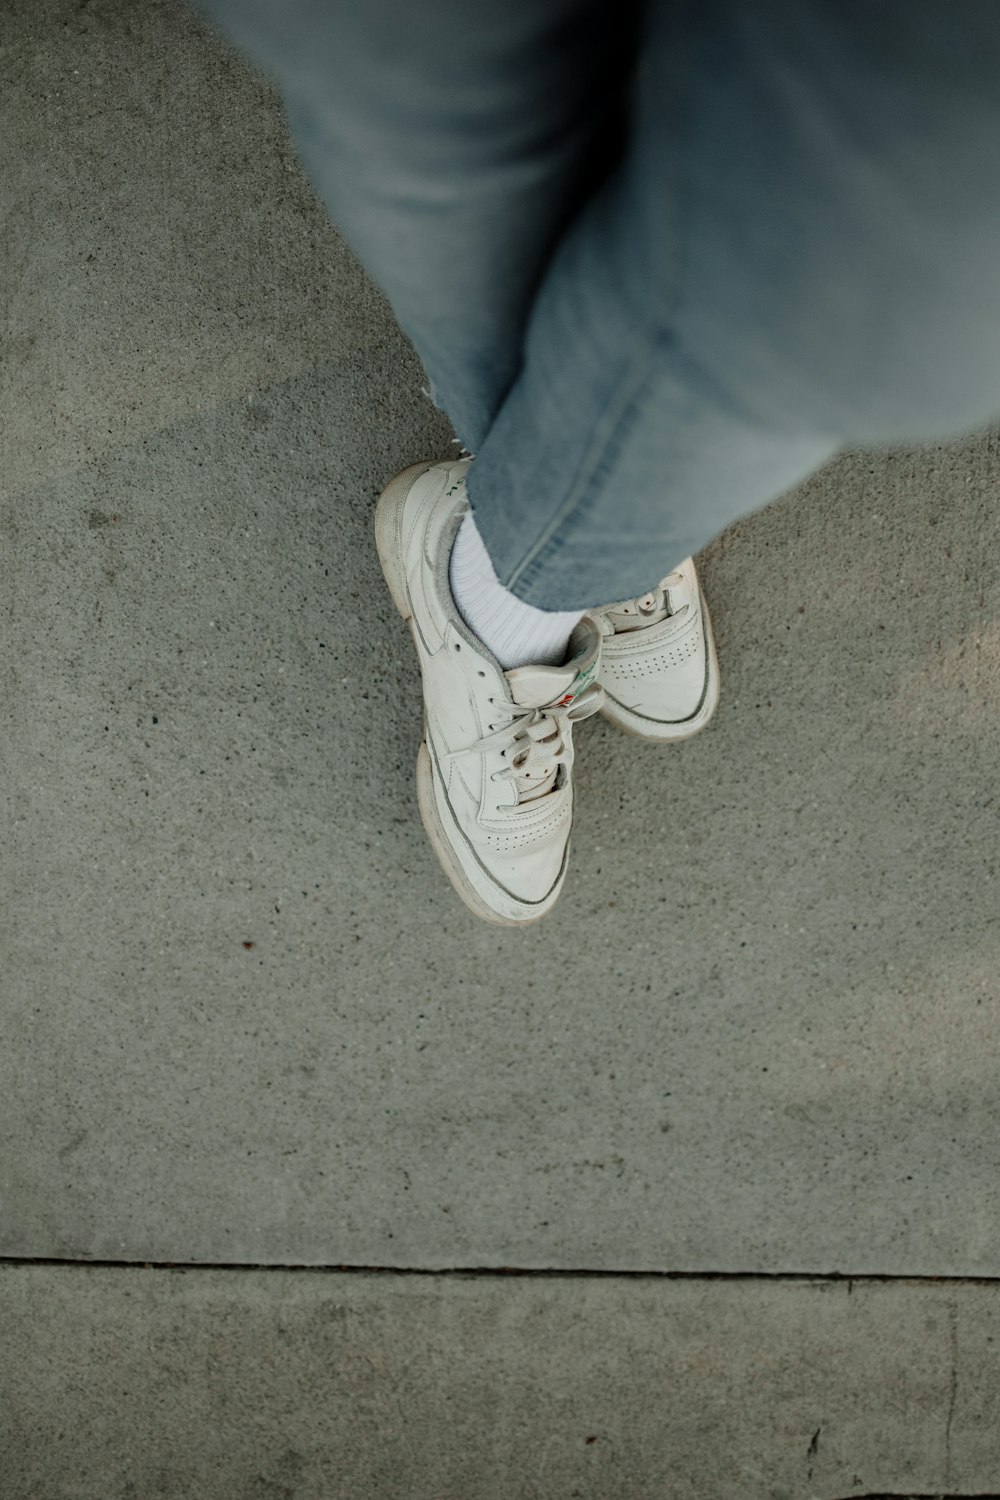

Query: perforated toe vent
[605,630,701,681]
[486,812,565,853]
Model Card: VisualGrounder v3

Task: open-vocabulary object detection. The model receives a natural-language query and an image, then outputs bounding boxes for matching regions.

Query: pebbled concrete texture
[0,0,392,498]
[4,0,1000,1279]
[3,1264,1000,1500]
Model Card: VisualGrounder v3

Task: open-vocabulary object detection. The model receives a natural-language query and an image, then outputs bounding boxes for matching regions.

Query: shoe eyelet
[477,670,486,677]
[454,643,461,651]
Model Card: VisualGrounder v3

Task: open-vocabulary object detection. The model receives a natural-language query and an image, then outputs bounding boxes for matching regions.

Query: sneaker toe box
[479,806,571,908]
[602,613,708,725]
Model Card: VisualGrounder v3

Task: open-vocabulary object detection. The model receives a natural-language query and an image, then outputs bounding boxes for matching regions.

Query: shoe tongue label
[552,659,596,708]
[509,656,594,709]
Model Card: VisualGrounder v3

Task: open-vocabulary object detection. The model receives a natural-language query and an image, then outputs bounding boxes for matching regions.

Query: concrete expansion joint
[4,1256,1000,1284]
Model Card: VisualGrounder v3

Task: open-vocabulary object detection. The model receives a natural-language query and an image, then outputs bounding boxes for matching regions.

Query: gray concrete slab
[3,1265,1000,1500]
[0,0,391,498]
[4,0,1000,1272]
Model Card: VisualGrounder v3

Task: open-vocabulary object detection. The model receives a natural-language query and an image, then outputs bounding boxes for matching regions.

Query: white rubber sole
[375,462,559,927]
[599,594,721,742]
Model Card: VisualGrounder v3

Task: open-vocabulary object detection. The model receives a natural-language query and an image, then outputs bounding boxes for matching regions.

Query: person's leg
[470,0,1000,607]
[198,0,1000,616]
[193,0,640,453]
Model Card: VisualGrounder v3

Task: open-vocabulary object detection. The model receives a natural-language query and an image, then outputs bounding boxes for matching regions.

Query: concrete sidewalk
[3,0,1000,1494]
[4,1264,1000,1499]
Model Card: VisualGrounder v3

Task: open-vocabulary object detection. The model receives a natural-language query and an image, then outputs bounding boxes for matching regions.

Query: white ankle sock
[448,511,585,670]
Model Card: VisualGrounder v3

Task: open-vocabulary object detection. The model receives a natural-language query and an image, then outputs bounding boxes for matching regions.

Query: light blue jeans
[195,0,1000,608]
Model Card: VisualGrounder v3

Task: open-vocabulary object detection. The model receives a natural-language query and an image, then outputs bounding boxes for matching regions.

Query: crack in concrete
[806,1424,821,1482]
[945,1301,960,1488]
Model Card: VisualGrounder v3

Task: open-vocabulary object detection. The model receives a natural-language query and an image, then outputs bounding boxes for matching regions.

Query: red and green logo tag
[555,660,596,707]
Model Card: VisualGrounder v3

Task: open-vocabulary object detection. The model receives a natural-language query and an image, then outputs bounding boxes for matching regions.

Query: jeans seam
[503,324,666,595]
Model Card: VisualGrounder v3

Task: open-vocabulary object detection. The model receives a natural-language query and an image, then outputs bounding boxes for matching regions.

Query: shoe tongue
[506,661,576,710]
[505,620,601,709]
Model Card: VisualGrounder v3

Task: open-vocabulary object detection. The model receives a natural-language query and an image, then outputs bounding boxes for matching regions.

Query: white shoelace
[445,680,604,805]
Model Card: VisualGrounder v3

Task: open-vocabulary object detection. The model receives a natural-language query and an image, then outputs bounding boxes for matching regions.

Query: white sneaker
[590,558,720,741]
[375,459,604,926]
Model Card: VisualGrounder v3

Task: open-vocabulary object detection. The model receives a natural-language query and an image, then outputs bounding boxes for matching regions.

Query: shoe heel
[374,461,436,621]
